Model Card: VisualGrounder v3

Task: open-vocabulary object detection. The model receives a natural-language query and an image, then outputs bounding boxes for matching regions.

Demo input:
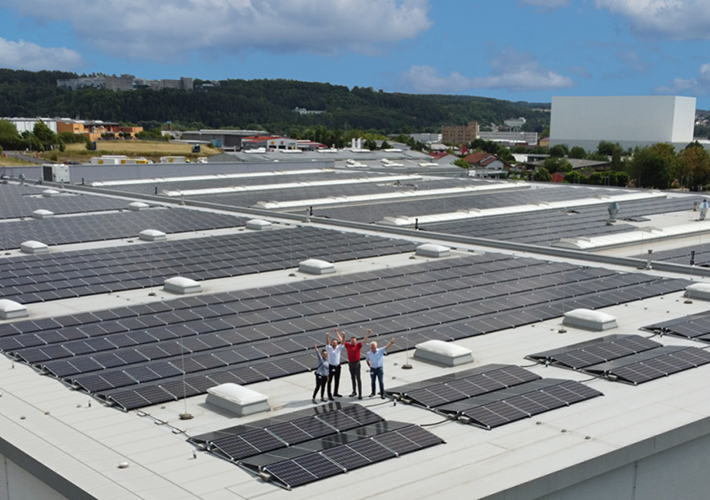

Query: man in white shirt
[365,337,396,399]
[325,330,345,401]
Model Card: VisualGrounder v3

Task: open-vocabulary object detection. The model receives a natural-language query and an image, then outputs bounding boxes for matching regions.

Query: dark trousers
[348,361,362,397]
[313,374,327,399]
[327,364,341,397]
[370,366,384,396]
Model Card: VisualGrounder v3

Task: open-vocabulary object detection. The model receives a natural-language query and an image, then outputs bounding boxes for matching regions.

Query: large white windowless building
[550,95,696,151]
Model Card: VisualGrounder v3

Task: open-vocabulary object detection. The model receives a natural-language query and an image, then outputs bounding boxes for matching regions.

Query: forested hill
[0,69,550,134]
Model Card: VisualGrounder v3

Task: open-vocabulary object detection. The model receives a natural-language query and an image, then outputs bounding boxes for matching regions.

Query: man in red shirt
[339,327,371,400]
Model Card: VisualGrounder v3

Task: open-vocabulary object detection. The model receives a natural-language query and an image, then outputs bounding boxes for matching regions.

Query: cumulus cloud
[518,0,570,8]
[655,62,710,95]
[595,0,710,40]
[2,0,432,60]
[0,38,84,70]
[400,46,575,93]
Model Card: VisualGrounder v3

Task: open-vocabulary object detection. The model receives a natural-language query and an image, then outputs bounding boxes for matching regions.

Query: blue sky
[1,0,710,109]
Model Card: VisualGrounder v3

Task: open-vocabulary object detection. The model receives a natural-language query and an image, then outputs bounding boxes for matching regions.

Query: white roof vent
[684,283,710,301]
[128,202,150,211]
[563,309,618,331]
[299,258,335,275]
[164,276,202,294]
[246,219,273,231]
[416,244,451,258]
[41,189,60,197]
[206,383,270,416]
[139,229,167,242]
[0,299,28,319]
[414,340,473,366]
[20,240,49,254]
[31,209,54,219]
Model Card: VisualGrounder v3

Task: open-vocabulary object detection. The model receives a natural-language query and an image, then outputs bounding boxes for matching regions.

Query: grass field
[0,157,38,167]
[41,140,221,163]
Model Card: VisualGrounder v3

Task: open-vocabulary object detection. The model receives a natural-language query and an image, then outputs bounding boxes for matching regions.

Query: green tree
[564,171,586,184]
[628,143,677,189]
[678,142,710,190]
[454,158,469,169]
[33,120,56,148]
[568,146,587,159]
[597,140,623,157]
[380,140,391,150]
[549,144,569,158]
[543,157,572,174]
[533,166,552,182]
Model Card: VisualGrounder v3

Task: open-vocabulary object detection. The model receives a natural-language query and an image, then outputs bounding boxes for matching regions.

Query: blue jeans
[370,366,384,395]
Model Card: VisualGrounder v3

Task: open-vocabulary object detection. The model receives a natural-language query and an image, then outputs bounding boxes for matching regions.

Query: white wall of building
[2,118,58,135]
[0,456,71,500]
[550,96,696,151]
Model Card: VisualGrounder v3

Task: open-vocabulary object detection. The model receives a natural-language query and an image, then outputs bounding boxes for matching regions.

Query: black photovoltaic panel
[0,251,689,410]
[584,346,710,385]
[0,226,415,304]
[0,184,129,220]
[526,334,662,370]
[191,404,442,489]
[643,311,710,343]
[437,379,603,429]
[387,364,541,408]
[0,208,245,251]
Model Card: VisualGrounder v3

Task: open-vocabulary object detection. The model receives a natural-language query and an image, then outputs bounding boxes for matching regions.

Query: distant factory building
[550,96,696,151]
[442,122,479,145]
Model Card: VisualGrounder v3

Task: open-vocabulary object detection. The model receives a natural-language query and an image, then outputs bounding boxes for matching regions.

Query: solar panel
[437,379,603,429]
[584,346,710,385]
[526,334,662,370]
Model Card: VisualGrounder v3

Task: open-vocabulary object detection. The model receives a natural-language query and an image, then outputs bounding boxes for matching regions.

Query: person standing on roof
[312,343,329,404]
[366,337,396,399]
[326,330,345,400]
[339,327,371,400]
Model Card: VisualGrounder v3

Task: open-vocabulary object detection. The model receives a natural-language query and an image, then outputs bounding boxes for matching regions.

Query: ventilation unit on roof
[0,299,28,319]
[299,259,335,275]
[413,340,473,367]
[416,244,451,258]
[20,240,48,254]
[138,229,167,242]
[246,219,273,230]
[31,209,54,219]
[163,277,202,295]
[562,309,618,331]
[684,283,710,301]
[41,189,60,197]
[128,202,149,211]
[206,383,270,417]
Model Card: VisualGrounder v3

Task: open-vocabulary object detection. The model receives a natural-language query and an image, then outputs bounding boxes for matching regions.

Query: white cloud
[595,0,710,40]
[519,0,570,8]
[655,62,710,95]
[400,47,575,93]
[0,38,84,70]
[3,0,432,60]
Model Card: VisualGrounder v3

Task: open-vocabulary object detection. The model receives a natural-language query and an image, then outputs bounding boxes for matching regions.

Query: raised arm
[334,327,345,344]
[326,330,330,344]
[385,337,396,350]
[362,328,372,345]
[314,342,319,353]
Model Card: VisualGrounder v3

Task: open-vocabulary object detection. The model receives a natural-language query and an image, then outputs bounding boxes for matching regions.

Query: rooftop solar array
[103,170,406,196]
[187,177,481,209]
[386,365,602,430]
[526,334,710,385]
[316,185,614,223]
[0,184,129,219]
[526,334,662,369]
[0,253,687,410]
[643,311,710,343]
[0,208,244,250]
[0,227,414,304]
[189,402,444,489]
[419,196,699,246]
[630,243,710,267]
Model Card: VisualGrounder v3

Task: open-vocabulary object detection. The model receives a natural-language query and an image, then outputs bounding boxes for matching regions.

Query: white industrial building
[550,95,696,151]
[4,162,710,499]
